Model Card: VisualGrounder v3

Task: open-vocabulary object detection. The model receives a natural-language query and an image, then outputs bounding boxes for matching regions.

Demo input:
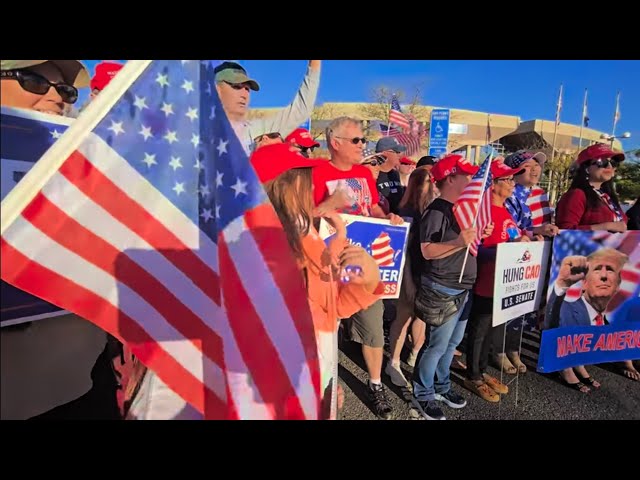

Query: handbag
[414,282,467,327]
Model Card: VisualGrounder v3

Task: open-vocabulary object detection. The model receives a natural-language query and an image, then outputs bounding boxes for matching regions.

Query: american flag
[388,95,410,131]
[453,156,493,256]
[378,123,421,156]
[370,232,395,267]
[528,186,553,227]
[548,231,640,322]
[0,60,321,420]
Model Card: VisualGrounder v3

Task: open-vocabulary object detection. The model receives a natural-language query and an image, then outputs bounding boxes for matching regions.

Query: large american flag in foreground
[549,230,640,322]
[453,156,493,256]
[0,60,321,419]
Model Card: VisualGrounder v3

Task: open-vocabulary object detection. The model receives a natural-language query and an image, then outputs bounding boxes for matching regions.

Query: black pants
[29,340,121,420]
[490,323,521,355]
[466,295,493,382]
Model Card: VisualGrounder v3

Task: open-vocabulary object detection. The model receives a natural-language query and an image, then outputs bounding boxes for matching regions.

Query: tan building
[250,102,622,162]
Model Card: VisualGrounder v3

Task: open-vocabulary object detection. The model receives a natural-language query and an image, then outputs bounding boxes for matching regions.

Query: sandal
[622,367,640,382]
[506,351,527,374]
[578,375,601,389]
[492,353,517,375]
[559,375,590,394]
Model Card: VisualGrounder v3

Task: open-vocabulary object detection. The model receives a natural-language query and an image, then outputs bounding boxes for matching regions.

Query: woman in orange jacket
[254,143,385,418]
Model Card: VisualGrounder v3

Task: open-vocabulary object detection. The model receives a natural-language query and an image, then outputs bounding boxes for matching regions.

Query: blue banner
[538,322,640,372]
[537,230,640,372]
[428,108,450,157]
[319,214,410,299]
[1,107,73,326]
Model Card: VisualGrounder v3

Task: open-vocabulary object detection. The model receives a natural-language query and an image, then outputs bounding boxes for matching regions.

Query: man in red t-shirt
[311,116,402,419]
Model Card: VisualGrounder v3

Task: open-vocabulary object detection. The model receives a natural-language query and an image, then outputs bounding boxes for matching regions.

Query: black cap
[416,156,436,168]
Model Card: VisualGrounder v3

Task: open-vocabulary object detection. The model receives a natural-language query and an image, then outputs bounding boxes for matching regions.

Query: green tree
[615,157,640,201]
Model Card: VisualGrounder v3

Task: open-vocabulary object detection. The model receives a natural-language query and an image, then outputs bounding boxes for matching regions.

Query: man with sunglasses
[312,116,403,419]
[1,60,122,420]
[254,132,284,150]
[285,128,320,158]
[214,61,321,156]
[1,60,89,116]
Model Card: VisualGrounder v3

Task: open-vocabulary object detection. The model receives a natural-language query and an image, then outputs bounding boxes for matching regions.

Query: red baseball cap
[431,154,479,182]
[285,128,320,148]
[490,158,525,178]
[250,143,325,183]
[400,157,415,165]
[90,61,124,91]
[576,143,625,166]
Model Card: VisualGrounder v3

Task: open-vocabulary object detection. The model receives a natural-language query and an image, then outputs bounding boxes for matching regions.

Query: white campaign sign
[492,241,551,326]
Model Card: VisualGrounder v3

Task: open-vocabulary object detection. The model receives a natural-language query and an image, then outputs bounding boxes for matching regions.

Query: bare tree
[358,85,425,122]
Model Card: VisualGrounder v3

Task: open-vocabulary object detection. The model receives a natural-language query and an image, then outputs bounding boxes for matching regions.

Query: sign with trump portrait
[538,230,640,372]
[319,214,410,299]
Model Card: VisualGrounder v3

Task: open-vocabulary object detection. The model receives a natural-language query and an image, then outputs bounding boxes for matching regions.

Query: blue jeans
[412,278,471,401]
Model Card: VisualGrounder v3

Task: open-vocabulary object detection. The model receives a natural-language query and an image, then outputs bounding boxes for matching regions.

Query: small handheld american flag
[453,156,493,257]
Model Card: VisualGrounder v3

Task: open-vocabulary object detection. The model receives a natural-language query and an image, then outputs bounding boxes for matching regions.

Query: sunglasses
[335,136,367,145]
[254,132,283,143]
[588,158,621,169]
[296,145,316,154]
[224,81,250,92]
[1,69,78,104]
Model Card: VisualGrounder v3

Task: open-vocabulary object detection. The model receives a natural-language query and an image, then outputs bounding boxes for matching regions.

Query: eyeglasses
[224,82,250,92]
[1,69,78,104]
[495,177,515,184]
[588,158,621,169]
[334,136,367,145]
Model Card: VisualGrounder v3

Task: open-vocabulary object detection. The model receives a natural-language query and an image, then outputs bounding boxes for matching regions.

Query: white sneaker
[407,350,418,367]
[385,362,409,387]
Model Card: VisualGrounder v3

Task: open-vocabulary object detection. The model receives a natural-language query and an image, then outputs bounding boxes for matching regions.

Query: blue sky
[81,60,640,151]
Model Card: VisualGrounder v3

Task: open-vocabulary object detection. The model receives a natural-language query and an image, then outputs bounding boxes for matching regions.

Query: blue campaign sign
[319,214,410,299]
[538,322,640,373]
[1,107,73,201]
[428,108,450,157]
[537,230,640,372]
[1,107,73,326]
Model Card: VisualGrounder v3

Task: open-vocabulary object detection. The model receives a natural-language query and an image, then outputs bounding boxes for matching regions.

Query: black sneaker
[367,383,392,419]
[435,390,467,409]
[411,398,445,420]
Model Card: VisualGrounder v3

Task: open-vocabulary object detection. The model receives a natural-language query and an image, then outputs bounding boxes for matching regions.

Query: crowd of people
[0,59,637,420]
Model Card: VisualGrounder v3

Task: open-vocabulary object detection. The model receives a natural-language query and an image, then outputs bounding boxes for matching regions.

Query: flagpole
[549,84,563,206]
[386,93,393,137]
[577,88,587,151]
[611,91,620,146]
[458,115,493,283]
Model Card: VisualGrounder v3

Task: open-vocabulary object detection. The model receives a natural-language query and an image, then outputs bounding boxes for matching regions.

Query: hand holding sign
[338,245,380,292]
[386,213,404,226]
[557,255,588,289]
